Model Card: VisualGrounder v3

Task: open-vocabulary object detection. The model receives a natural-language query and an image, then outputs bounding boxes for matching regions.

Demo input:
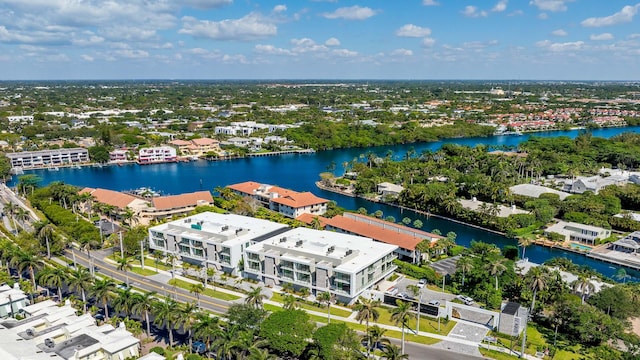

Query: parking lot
[391,277,461,306]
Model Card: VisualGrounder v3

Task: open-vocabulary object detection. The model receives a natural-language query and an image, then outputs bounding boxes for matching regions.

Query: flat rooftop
[248,227,397,273]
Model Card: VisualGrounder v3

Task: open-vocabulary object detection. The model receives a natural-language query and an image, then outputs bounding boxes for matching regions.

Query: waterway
[14,126,640,281]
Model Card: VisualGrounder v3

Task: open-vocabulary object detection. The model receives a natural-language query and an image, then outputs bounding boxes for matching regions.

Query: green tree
[317,291,333,323]
[91,278,116,320]
[88,145,110,163]
[528,266,548,315]
[192,313,221,349]
[487,258,508,291]
[226,303,267,332]
[354,297,381,357]
[116,256,134,286]
[190,282,205,306]
[380,344,409,360]
[67,267,94,313]
[259,309,315,357]
[456,255,473,287]
[131,291,157,338]
[153,297,179,346]
[391,300,413,355]
[245,286,267,309]
[37,267,68,302]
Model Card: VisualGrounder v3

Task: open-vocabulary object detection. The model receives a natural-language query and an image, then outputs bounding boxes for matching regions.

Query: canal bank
[12,125,640,281]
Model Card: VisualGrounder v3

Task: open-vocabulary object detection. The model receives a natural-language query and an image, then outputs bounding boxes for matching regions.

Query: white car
[418,278,427,288]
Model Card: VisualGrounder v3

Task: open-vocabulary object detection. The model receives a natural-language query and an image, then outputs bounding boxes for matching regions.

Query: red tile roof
[296,213,329,227]
[169,139,191,146]
[79,187,137,209]
[324,213,442,251]
[227,181,328,208]
[152,191,213,210]
[191,138,217,145]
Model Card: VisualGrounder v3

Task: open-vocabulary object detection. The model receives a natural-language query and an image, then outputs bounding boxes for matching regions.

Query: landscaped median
[167,278,241,301]
[270,292,353,318]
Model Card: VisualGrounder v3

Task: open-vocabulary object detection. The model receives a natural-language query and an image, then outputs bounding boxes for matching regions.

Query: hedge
[392,259,439,283]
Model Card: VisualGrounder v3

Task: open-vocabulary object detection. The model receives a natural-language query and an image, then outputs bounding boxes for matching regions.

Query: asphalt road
[64,249,233,315]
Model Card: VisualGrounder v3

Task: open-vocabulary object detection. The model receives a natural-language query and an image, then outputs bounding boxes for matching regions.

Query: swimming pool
[570,243,593,252]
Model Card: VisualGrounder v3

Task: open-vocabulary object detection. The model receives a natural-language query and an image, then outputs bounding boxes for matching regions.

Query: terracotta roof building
[324,212,443,263]
[227,181,329,218]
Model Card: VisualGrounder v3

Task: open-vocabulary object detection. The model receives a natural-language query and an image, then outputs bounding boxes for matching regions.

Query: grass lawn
[479,348,520,359]
[143,258,172,271]
[270,293,352,318]
[265,304,441,346]
[129,267,158,276]
[168,279,241,301]
[376,307,456,335]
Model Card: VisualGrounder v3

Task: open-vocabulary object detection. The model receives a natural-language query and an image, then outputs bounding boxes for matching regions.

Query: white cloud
[273,5,287,13]
[115,49,150,59]
[629,33,640,39]
[492,0,508,12]
[390,48,413,56]
[221,54,248,64]
[581,4,640,27]
[422,37,436,47]
[551,29,568,36]
[537,12,549,20]
[395,24,431,38]
[81,54,94,62]
[291,37,329,53]
[423,0,439,5]
[321,6,377,20]
[529,0,573,12]
[508,10,524,16]
[254,44,293,55]
[179,13,277,41]
[179,0,233,10]
[331,48,358,57]
[325,37,340,46]
[462,6,488,18]
[590,33,614,41]
[536,39,584,51]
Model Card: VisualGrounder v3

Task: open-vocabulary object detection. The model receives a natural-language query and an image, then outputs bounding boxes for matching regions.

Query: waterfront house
[243,227,398,304]
[169,138,221,157]
[610,231,640,253]
[377,182,404,198]
[323,212,443,263]
[147,212,290,276]
[141,191,214,223]
[509,184,571,200]
[137,146,177,164]
[544,220,611,245]
[6,148,89,171]
[227,181,329,218]
[108,149,129,163]
[566,175,627,194]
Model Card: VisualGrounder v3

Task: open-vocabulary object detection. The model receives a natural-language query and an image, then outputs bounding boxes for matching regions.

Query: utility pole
[521,309,529,358]
[119,231,124,259]
[140,240,145,270]
[416,288,422,333]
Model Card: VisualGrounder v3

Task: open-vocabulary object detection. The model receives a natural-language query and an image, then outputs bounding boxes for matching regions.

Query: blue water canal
[15,126,640,281]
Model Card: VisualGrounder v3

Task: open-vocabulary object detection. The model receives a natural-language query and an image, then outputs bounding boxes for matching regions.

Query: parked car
[386,287,399,296]
[418,278,427,288]
[427,300,440,307]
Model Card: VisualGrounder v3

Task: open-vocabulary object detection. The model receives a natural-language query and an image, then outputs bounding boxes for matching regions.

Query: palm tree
[456,255,473,287]
[37,267,68,302]
[192,313,221,349]
[91,278,116,320]
[487,258,508,291]
[364,325,390,353]
[113,288,136,317]
[116,256,134,286]
[175,302,198,351]
[572,275,596,304]
[67,267,94,313]
[16,252,44,289]
[380,344,409,360]
[37,222,56,259]
[214,326,238,360]
[317,291,333,323]
[283,294,297,310]
[190,282,205,306]
[354,297,380,358]
[245,286,267,309]
[529,266,548,315]
[131,291,157,338]
[248,347,277,360]
[518,237,532,260]
[153,297,179,347]
[391,300,413,355]
[152,251,163,272]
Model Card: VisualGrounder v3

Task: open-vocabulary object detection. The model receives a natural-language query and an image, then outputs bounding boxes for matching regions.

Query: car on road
[456,295,475,305]
[418,278,427,288]
[116,283,129,291]
[427,300,440,307]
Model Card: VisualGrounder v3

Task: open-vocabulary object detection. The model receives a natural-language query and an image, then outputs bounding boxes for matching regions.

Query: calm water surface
[17,126,640,280]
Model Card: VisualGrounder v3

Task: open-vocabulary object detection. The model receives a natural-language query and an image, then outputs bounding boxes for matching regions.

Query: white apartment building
[148,212,290,275]
[243,227,398,303]
[0,298,140,360]
[0,284,29,318]
[137,146,177,164]
[6,148,89,170]
[108,149,129,163]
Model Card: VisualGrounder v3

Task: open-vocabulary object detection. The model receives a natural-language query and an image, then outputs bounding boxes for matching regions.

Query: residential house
[377,182,404,198]
[610,231,640,254]
[137,146,177,164]
[544,220,611,245]
[227,181,329,218]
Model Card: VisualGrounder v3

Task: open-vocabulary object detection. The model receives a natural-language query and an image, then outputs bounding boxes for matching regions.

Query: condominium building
[243,227,398,303]
[227,181,329,219]
[148,212,290,275]
[0,284,29,318]
[0,297,140,360]
[6,148,89,170]
[137,146,177,164]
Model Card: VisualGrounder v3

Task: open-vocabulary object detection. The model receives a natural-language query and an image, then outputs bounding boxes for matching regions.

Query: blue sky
[1,0,639,80]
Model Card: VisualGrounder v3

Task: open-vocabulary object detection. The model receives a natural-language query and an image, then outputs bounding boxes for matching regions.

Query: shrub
[392,259,438,283]
[150,347,165,356]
